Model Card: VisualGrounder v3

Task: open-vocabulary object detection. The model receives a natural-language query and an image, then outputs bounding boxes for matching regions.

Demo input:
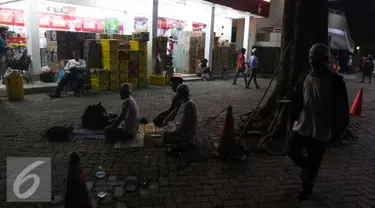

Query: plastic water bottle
[95,166,106,198]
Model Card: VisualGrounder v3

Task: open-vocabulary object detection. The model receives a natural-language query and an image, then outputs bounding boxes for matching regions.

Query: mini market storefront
[0,0,269,81]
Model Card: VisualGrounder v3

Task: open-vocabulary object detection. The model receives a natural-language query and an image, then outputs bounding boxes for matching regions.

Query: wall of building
[255,0,284,30]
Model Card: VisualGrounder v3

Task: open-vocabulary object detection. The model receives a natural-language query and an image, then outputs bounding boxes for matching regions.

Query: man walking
[232,48,247,86]
[288,44,349,200]
[360,54,373,83]
[246,48,260,89]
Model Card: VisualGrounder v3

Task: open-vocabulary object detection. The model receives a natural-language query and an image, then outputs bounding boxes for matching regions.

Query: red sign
[203,0,270,18]
[0,8,15,25]
[13,10,24,26]
[193,23,207,29]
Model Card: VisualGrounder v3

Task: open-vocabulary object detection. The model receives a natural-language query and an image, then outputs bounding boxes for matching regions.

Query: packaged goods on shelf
[128,69,139,78]
[132,32,149,42]
[101,50,119,60]
[119,60,129,71]
[102,59,119,71]
[109,70,119,81]
[90,69,109,81]
[129,78,138,88]
[129,51,139,61]
[129,60,139,70]
[91,80,108,91]
[149,75,166,86]
[100,39,120,51]
[119,51,130,60]
[119,71,128,82]
[109,80,120,90]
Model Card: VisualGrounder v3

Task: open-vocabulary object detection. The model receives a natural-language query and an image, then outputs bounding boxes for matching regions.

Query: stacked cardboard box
[101,39,120,90]
[119,50,129,85]
[196,35,205,64]
[128,40,139,88]
[90,69,109,91]
[186,37,197,74]
[136,41,148,87]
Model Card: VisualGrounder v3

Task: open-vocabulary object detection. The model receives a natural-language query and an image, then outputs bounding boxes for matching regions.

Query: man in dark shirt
[153,77,184,127]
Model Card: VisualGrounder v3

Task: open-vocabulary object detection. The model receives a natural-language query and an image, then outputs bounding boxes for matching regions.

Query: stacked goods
[186,36,197,74]
[212,46,221,75]
[45,31,69,70]
[136,41,148,87]
[133,32,150,42]
[196,35,205,64]
[128,41,139,88]
[83,40,101,70]
[119,51,130,84]
[101,39,120,90]
[67,32,95,57]
[229,44,237,71]
[211,42,238,75]
[153,36,168,75]
[220,46,230,69]
[90,69,109,91]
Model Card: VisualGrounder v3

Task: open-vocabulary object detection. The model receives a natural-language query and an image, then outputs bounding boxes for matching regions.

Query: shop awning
[203,0,270,17]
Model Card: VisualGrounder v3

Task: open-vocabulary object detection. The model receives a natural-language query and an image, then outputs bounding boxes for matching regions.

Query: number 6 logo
[13,161,45,199]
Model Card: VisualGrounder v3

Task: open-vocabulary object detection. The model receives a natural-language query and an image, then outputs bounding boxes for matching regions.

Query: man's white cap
[120,83,132,94]
[252,48,257,53]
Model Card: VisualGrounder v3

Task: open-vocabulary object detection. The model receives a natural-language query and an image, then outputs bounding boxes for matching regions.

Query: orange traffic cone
[65,152,92,208]
[214,106,236,158]
[350,88,364,116]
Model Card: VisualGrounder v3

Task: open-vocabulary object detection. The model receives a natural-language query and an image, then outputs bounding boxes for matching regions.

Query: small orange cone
[215,106,236,158]
[65,152,92,208]
[350,88,364,116]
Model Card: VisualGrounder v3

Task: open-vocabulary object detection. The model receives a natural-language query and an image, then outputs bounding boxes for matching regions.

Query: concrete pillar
[205,5,215,68]
[249,17,257,53]
[243,14,251,59]
[147,0,158,77]
[24,0,41,76]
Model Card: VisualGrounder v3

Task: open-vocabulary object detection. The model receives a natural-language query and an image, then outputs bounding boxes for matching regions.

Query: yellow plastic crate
[90,69,109,81]
[149,75,166,86]
[91,79,108,91]
[100,39,119,51]
[119,71,128,81]
[129,51,138,61]
[102,59,119,71]
[109,80,120,90]
[119,60,129,71]
[129,78,138,88]
[101,50,119,60]
[109,70,119,81]
[129,40,140,51]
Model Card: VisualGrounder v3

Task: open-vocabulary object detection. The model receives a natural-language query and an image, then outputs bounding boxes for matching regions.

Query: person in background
[153,77,184,127]
[360,54,374,83]
[196,59,212,81]
[162,84,197,145]
[49,51,86,98]
[233,48,247,86]
[288,44,349,201]
[104,83,140,143]
[0,26,8,84]
[246,48,260,89]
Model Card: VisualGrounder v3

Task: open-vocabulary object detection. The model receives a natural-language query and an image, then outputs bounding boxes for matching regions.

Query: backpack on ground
[81,102,108,130]
[43,125,73,142]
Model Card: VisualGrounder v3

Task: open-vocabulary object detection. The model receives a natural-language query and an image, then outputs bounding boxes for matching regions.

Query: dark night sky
[331,0,375,43]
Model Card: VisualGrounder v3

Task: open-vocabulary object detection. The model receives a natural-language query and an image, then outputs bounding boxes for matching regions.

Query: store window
[158,0,212,75]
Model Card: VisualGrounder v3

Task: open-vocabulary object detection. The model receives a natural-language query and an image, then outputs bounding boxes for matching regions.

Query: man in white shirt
[49,51,86,98]
[104,83,140,143]
[162,84,198,145]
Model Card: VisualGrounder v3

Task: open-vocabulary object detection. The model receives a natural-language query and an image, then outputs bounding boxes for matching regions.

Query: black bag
[43,125,73,142]
[81,102,108,130]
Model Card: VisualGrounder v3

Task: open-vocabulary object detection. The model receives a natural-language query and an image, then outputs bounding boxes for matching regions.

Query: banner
[105,18,119,34]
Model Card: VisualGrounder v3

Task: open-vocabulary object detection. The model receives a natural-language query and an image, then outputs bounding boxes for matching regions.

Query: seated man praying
[162,84,198,145]
[104,83,140,143]
[153,77,184,127]
[49,51,86,98]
